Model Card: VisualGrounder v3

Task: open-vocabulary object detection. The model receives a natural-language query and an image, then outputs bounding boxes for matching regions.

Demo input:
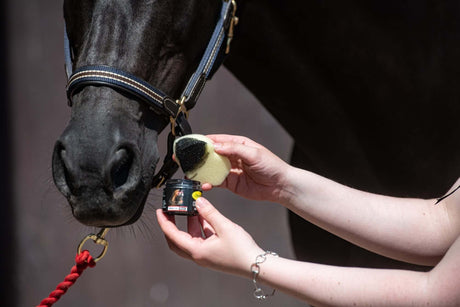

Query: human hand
[203,134,291,203]
[156,197,263,278]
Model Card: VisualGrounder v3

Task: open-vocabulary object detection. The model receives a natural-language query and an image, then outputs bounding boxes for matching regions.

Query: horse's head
[53,0,221,227]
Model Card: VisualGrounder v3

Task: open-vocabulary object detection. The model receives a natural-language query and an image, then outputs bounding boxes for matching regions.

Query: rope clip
[77,228,110,263]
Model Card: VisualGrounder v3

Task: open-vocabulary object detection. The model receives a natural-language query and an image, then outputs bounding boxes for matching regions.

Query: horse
[53,0,460,269]
[53,0,223,227]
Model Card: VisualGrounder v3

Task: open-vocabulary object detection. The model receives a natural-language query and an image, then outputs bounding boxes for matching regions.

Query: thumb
[196,197,230,234]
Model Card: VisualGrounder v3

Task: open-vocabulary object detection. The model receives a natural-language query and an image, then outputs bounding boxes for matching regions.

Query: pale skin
[157,134,460,306]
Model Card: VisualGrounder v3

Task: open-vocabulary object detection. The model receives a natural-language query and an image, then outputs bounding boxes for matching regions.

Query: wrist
[278,165,302,206]
[250,250,279,300]
[239,246,265,278]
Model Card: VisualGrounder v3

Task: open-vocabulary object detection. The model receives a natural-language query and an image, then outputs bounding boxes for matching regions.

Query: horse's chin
[117,194,149,227]
[70,190,149,228]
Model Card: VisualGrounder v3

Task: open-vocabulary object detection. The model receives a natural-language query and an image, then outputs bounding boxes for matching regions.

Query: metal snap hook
[77,228,110,263]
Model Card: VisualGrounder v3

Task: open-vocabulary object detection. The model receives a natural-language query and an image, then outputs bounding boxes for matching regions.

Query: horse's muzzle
[51,137,145,227]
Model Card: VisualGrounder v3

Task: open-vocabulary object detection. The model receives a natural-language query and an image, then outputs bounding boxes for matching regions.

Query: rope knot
[36,250,97,307]
[76,249,96,268]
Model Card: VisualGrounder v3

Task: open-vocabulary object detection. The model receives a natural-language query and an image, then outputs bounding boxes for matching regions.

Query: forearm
[257,255,430,307]
[256,236,460,306]
[279,167,456,265]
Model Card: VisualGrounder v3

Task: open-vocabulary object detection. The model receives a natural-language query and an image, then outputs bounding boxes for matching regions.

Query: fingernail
[213,142,223,149]
[195,197,206,209]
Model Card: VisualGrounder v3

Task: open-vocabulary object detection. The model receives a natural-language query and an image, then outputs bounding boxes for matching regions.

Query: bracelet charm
[250,251,278,300]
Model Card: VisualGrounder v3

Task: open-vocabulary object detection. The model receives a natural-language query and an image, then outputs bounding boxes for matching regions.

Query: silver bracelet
[250,251,279,300]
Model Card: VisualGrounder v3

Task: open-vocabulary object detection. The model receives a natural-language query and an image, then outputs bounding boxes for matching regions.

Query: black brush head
[174,138,209,173]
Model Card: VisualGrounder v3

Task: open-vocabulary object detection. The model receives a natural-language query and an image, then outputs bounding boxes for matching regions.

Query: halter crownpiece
[64,0,238,187]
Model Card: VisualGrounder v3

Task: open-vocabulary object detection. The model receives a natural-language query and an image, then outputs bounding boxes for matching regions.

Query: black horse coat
[224,0,460,268]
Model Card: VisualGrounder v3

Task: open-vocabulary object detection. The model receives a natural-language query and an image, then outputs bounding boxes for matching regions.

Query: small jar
[162,179,202,216]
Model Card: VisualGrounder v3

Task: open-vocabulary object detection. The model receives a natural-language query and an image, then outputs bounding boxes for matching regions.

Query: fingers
[195,197,232,234]
[207,134,264,149]
[158,196,233,263]
[187,214,217,238]
[157,214,191,259]
[200,134,265,190]
[157,200,258,275]
[201,182,214,191]
[213,141,261,167]
[164,235,192,260]
[187,215,203,238]
[156,209,196,257]
[198,213,217,238]
[157,207,219,260]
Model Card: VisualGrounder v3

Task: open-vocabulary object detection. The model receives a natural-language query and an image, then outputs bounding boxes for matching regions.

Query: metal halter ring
[77,228,110,263]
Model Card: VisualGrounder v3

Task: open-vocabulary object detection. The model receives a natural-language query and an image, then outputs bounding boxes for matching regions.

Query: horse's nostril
[62,152,76,192]
[110,148,134,190]
[52,142,73,196]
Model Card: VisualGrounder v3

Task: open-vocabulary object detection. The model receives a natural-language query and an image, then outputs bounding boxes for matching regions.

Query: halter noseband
[64,0,238,188]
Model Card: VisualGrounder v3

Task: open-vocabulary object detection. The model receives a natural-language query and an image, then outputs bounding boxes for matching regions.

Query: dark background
[1,0,15,304]
[2,1,302,306]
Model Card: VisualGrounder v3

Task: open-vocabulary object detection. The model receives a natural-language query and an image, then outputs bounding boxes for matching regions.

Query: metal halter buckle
[226,0,239,54]
[170,96,188,136]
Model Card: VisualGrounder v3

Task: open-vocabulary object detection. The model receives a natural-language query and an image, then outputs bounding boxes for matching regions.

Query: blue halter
[64,0,238,187]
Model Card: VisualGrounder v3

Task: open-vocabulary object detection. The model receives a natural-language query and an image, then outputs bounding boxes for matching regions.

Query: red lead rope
[36,250,96,307]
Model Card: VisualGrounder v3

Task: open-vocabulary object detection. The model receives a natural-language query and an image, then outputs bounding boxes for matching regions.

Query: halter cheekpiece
[64,0,238,188]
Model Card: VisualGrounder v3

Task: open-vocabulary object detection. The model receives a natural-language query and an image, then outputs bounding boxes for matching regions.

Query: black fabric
[436,184,460,204]
[226,0,460,198]
[225,0,460,267]
[174,112,193,136]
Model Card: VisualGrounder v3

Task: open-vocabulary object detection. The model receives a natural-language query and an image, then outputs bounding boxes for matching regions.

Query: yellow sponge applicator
[173,134,231,185]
